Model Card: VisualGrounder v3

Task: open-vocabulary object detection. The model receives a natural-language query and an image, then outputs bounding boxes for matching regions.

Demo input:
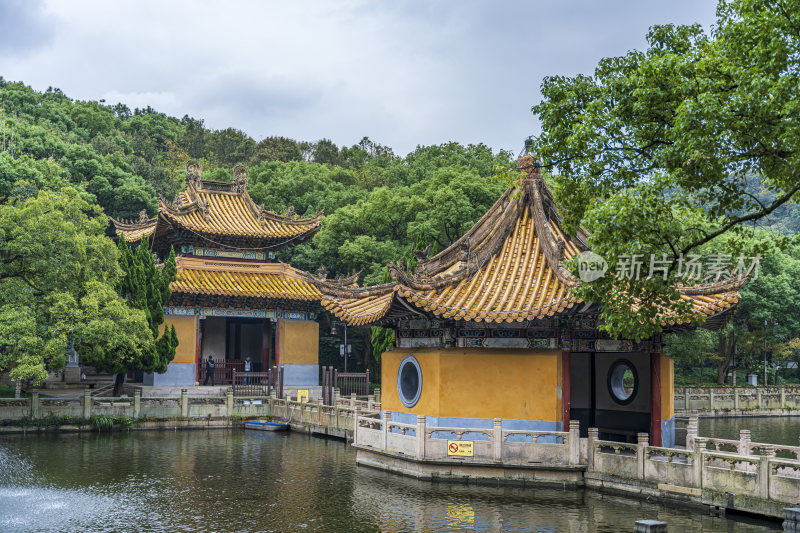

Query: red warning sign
[447,440,473,457]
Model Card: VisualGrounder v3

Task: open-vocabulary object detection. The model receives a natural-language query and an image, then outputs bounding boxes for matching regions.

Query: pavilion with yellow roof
[321,156,746,447]
[113,161,330,387]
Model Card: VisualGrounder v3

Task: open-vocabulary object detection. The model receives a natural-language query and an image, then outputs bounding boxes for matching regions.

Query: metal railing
[231,369,279,397]
[321,367,371,404]
[200,360,266,385]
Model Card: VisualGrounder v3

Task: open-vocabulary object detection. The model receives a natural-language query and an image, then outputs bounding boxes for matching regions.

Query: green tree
[251,136,303,164]
[115,238,179,394]
[0,188,152,389]
[531,0,800,340]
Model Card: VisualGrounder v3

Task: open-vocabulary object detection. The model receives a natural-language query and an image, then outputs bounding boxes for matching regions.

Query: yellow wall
[163,316,196,364]
[382,348,562,422]
[660,353,675,419]
[278,320,319,365]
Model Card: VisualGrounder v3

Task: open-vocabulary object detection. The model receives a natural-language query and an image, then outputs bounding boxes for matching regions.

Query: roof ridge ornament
[460,237,472,267]
[232,164,248,193]
[186,160,202,190]
[413,243,433,263]
[517,154,541,180]
[138,209,149,224]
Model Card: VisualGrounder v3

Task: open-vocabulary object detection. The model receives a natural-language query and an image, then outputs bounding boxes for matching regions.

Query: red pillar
[562,350,571,431]
[261,320,269,372]
[274,318,281,367]
[650,352,662,447]
[195,315,201,384]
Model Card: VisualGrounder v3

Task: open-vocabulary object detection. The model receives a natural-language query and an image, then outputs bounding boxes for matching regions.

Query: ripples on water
[0,429,781,532]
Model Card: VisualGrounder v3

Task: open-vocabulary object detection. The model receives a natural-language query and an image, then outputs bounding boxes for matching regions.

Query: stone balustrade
[684,415,800,457]
[354,412,581,466]
[354,412,800,516]
[674,386,800,412]
[0,389,380,439]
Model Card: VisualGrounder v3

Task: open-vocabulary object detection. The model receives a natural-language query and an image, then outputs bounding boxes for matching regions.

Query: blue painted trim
[387,412,562,443]
[144,363,196,386]
[282,364,319,386]
[397,355,422,408]
[661,416,676,448]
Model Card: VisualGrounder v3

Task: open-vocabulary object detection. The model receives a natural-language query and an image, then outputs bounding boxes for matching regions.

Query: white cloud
[0,0,717,155]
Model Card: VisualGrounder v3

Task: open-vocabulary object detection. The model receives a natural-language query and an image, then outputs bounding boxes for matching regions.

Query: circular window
[607,359,638,405]
[397,355,422,408]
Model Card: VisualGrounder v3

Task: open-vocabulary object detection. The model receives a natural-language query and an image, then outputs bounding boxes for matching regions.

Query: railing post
[268,392,275,418]
[493,418,503,462]
[382,411,391,451]
[759,447,772,499]
[417,415,426,458]
[334,388,340,406]
[365,370,370,396]
[709,389,715,411]
[180,389,189,417]
[781,387,786,408]
[693,438,707,490]
[367,397,374,411]
[83,388,92,419]
[353,406,361,444]
[588,427,599,472]
[684,387,689,411]
[569,420,580,465]
[686,415,698,451]
[374,388,381,403]
[335,403,340,430]
[232,370,237,396]
[31,389,39,419]
[317,398,323,426]
[738,429,751,455]
[134,388,141,418]
[350,393,356,407]
[637,433,649,480]
[757,389,763,409]
[734,387,739,410]
[226,389,234,417]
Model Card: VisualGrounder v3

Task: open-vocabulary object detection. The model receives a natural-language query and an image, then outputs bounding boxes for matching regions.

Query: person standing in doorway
[243,356,252,385]
[204,356,215,386]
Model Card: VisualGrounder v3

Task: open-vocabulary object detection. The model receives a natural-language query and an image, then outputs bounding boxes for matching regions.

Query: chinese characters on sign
[576,251,759,283]
[615,253,760,282]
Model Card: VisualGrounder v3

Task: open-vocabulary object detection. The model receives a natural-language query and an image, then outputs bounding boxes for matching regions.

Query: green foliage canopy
[0,188,153,383]
[531,0,800,340]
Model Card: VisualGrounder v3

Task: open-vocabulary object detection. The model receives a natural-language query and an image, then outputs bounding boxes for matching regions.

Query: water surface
[0,429,781,532]
[698,415,800,446]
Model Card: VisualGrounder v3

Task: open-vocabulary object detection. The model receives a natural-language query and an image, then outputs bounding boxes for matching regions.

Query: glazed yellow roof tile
[168,190,319,239]
[171,257,321,301]
[398,208,579,323]
[322,292,396,326]
[117,222,156,242]
[318,169,745,328]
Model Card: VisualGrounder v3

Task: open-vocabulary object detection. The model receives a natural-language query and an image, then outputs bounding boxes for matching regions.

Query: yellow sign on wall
[297,390,309,403]
[447,440,473,457]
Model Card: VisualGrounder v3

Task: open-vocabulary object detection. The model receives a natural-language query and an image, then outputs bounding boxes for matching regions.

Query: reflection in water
[699,415,800,446]
[0,430,781,532]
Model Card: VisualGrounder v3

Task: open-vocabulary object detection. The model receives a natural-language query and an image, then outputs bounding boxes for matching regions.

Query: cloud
[0,0,718,155]
[0,0,55,55]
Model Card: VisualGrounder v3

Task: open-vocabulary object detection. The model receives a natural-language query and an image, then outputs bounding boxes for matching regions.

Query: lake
[0,419,789,532]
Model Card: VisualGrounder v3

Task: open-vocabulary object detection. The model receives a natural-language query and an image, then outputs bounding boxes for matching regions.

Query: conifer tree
[115,238,179,392]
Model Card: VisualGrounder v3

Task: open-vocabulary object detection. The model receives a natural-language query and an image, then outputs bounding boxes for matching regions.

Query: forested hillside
[0,79,516,375]
[0,79,513,286]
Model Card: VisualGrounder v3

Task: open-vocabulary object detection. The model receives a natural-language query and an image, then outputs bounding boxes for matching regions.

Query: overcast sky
[0,1,718,156]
